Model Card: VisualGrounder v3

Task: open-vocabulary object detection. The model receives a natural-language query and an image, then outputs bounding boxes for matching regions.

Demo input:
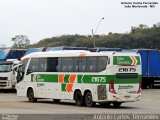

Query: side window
[17,58,29,83]
[87,57,97,72]
[97,56,108,72]
[22,58,29,72]
[39,58,47,72]
[76,57,86,72]
[57,58,61,72]
[61,58,73,72]
[28,58,39,72]
[46,57,58,72]
[108,57,110,65]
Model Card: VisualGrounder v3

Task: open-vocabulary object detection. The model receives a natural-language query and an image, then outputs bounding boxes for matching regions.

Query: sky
[0,0,160,47]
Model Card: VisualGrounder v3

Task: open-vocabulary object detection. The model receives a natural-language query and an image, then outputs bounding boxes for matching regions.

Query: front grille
[0,82,7,87]
[0,77,8,80]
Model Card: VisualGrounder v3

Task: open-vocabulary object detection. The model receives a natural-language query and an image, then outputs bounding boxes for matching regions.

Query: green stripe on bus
[31,74,58,82]
[31,74,141,84]
[77,75,141,84]
[77,75,109,84]
[61,84,66,91]
[135,56,140,65]
[77,75,83,83]
[64,75,70,83]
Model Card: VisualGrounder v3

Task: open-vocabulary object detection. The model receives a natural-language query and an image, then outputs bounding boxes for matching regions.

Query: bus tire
[112,102,122,108]
[74,91,84,106]
[27,88,37,102]
[53,99,61,103]
[85,92,95,107]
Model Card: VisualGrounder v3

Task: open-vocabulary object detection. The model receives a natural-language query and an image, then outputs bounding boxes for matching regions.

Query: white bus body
[16,51,142,107]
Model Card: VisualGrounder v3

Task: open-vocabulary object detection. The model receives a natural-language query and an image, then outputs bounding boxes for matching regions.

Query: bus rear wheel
[27,88,37,102]
[112,102,122,108]
[85,92,95,107]
[74,91,84,106]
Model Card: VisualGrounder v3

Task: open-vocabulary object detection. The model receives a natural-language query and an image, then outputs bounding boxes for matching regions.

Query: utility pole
[92,17,104,48]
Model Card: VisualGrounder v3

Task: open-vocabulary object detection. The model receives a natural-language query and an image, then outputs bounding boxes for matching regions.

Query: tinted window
[61,58,73,72]
[47,58,58,72]
[116,73,138,79]
[76,57,86,72]
[28,58,39,72]
[39,58,47,72]
[97,56,108,72]
[21,58,29,72]
[28,58,59,73]
[26,56,108,73]
[86,57,97,72]
[0,64,12,72]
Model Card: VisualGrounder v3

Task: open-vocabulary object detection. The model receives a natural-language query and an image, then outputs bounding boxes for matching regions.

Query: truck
[89,47,122,52]
[0,59,19,89]
[0,49,26,61]
[0,49,26,89]
[123,49,160,88]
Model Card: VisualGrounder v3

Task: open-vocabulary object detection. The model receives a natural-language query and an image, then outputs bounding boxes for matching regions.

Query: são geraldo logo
[32,74,44,82]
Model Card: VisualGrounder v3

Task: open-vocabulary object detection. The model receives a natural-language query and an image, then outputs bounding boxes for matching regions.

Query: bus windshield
[0,64,12,72]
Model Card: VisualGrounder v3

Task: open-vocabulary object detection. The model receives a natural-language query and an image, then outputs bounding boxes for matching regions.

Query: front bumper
[0,80,14,89]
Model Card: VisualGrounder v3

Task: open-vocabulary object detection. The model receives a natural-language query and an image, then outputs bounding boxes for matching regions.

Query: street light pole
[92,29,95,47]
[92,17,104,48]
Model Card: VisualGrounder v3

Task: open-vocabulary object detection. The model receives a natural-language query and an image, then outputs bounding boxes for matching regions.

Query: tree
[156,22,160,27]
[0,44,7,48]
[11,35,30,48]
[28,22,160,49]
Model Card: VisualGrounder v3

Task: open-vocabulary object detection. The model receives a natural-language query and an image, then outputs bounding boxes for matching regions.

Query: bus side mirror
[13,64,22,72]
[26,69,32,75]
[13,67,17,74]
[17,74,23,83]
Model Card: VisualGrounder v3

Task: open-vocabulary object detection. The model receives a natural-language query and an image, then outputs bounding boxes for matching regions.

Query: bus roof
[21,51,140,60]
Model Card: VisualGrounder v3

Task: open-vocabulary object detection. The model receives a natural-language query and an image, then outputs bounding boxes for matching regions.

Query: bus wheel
[27,88,37,102]
[112,102,122,108]
[74,91,84,106]
[85,92,95,107]
[53,99,61,103]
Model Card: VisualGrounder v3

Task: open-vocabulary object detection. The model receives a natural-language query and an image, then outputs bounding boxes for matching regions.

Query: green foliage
[28,23,160,49]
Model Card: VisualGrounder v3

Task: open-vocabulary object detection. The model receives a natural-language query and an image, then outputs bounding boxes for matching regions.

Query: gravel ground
[0,89,160,115]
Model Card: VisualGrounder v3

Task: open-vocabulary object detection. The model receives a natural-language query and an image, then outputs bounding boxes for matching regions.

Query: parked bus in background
[0,59,19,89]
[89,47,122,52]
[46,46,88,51]
[15,51,142,107]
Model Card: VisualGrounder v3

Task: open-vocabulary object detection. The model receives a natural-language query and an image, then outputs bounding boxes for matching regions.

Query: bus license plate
[125,96,130,98]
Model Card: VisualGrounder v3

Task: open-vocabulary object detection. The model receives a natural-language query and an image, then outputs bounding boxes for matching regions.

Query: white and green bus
[15,51,142,107]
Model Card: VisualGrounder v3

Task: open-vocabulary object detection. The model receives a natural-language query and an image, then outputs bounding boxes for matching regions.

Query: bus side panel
[138,50,148,77]
[148,50,160,77]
